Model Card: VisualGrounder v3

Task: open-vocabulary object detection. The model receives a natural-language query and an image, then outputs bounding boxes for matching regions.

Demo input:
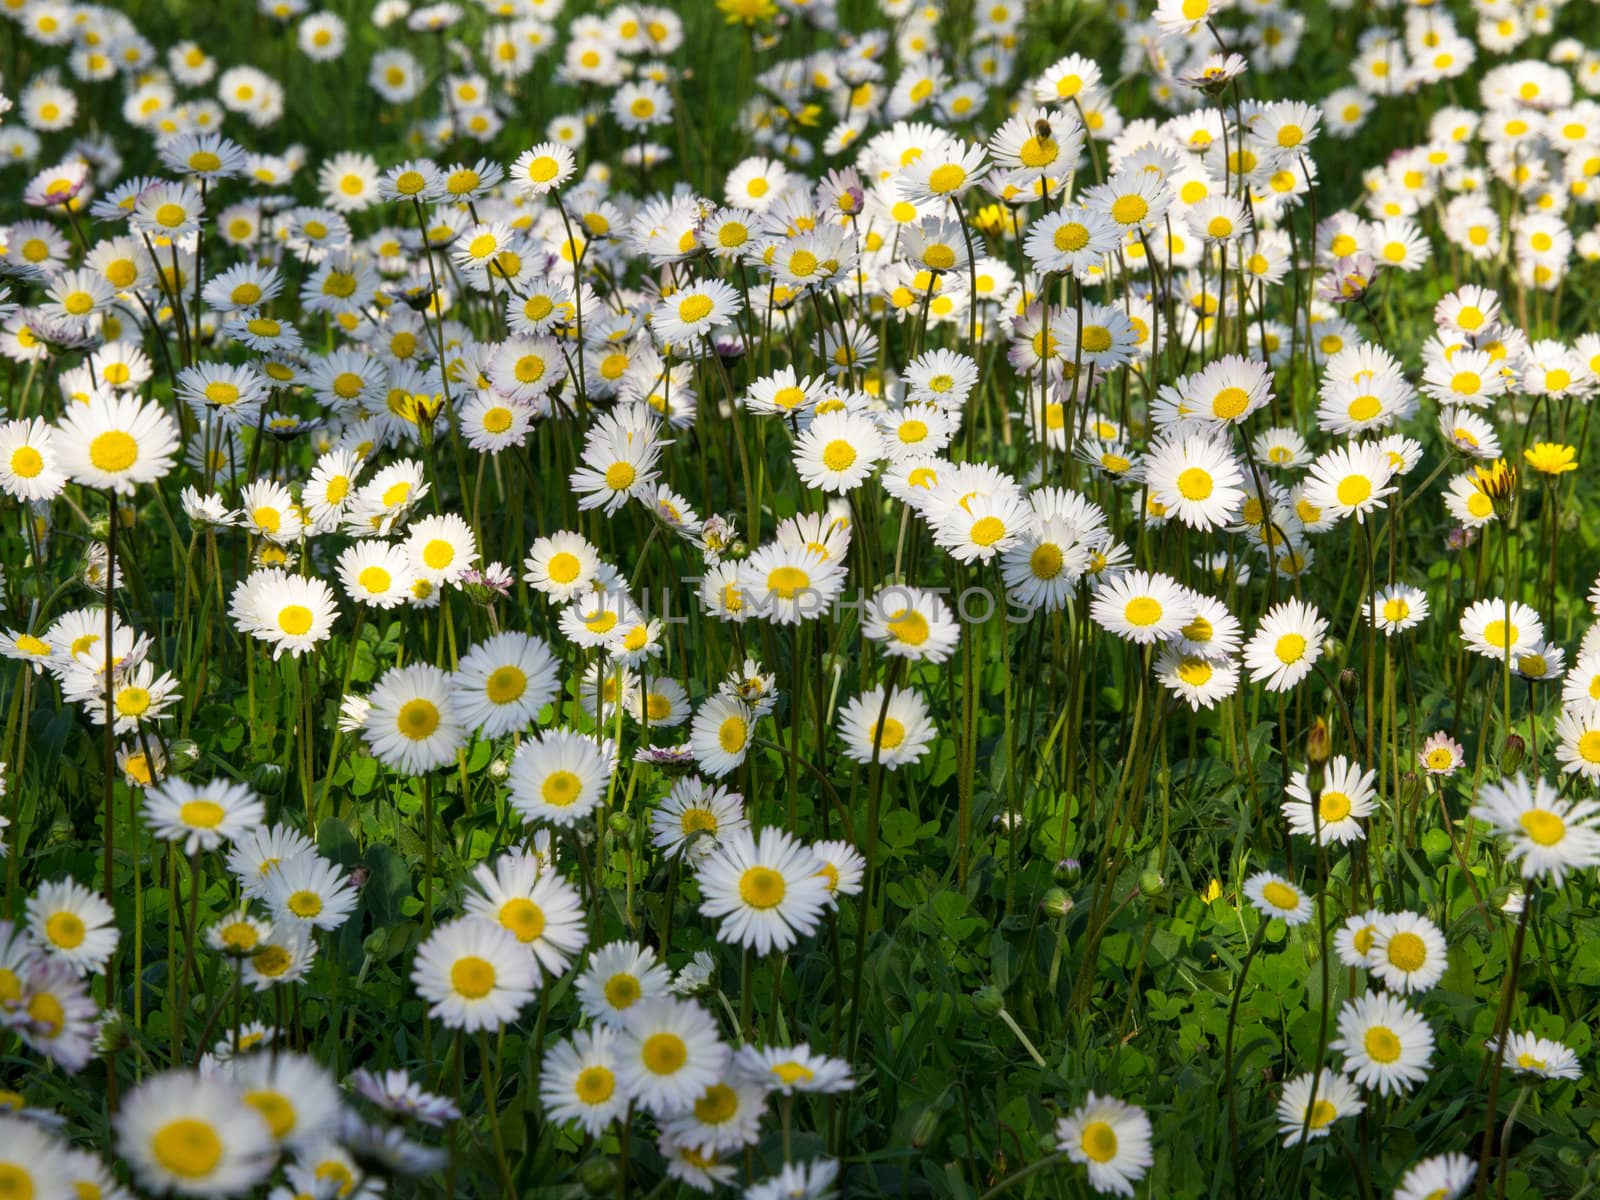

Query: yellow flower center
[1081,1120,1119,1163]
[397,698,440,739]
[739,866,786,909]
[89,430,138,473]
[451,955,496,998]
[1386,931,1426,972]
[151,1120,223,1179]
[499,898,545,942]
[541,770,582,807]
[180,799,226,828]
[641,1032,687,1074]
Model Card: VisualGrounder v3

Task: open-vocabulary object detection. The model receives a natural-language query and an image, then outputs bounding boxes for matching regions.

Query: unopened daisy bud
[487,756,510,781]
[578,1158,619,1196]
[607,811,632,839]
[1306,716,1332,767]
[1397,771,1422,809]
[1338,668,1360,700]
[911,1105,942,1149]
[1500,733,1526,775]
[95,1009,132,1055]
[1138,869,1165,898]
[166,738,201,771]
[1042,887,1073,917]
[1053,857,1081,885]
[971,985,1004,1018]
[252,761,286,794]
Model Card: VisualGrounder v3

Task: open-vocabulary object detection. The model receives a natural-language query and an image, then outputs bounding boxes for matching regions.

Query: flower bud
[1500,733,1526,775]
[607,811,632,838]
[577,1157,618,1196]
[910,1105,941,1149]
[971,985,1004,1018]
[1306,717,1331,766]
[1052,857,1081,885]
[1137,869,1165,898]
[251,762,286,794]
[166,739,201,771]
[1042,887,1073,917]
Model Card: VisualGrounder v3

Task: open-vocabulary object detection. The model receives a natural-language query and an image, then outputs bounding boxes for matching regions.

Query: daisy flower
[745,1161,841,1200]
[794,409,884,493]
[1090,570,1194,646]
[405,513,478,587]
[571,426,660,515]
[242,928,316,992]
[507,729,618,827]
[229,1051,342,1150]
[348,1069,460,1125]
[116,1072,275,1197]
[54,392,180,495]
[229,570,339,660]
[735,1042,854,1094]
[1366,911,1448,994]
[541,1026,629,1137]
[452,632,560,737]
[1459,598,1544,663]
[802,839,862,901]
[1154,647,1240,711]
[226,824,316,898]
[464,851,586,980]
[650,777,749,861]
[1276,1071,1363,1146]
[336,541,417,610]
[26,878,118,975]
[411,917,538,1032]
[1055,1093,1153,1197]
[1244,599,1328,692]
[576,941,673,1027]
[1302,442,1395,523]
[0,417,64,502]
[1243,872,1315,927]
[1141,432,1244,531]
[1470,772,1600,883]
[1393,1154,1475,1200]
[1369,584,1428,635]
[523,531,604,603]
[1492,1031,1583,1081]
[1282,756,1377,845]
[1330,992,1435,1096]
[735,544,843,625]
[697,828,830,955]
[263,854,357,932]
[361,663,466,776]
[614,998,729,1116]
[836,686,935,770]
[652,280,742,346]
[143,778,264,854]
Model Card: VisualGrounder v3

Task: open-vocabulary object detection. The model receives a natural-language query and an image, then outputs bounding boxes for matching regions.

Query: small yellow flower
[1471,457,1518,502]
[1522,442,1577,477]
[717,0,777,23]
[1200,878,1222,903]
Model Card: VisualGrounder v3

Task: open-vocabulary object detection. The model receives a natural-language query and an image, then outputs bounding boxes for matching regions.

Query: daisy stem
[1224,918,1268,1194]
[318,607,367,822]
[421,773,436,932]
[102,490,118,907]
[1475,898,1532,1199]
[974,1151,1067,1200]
[478,1029,515,1197]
